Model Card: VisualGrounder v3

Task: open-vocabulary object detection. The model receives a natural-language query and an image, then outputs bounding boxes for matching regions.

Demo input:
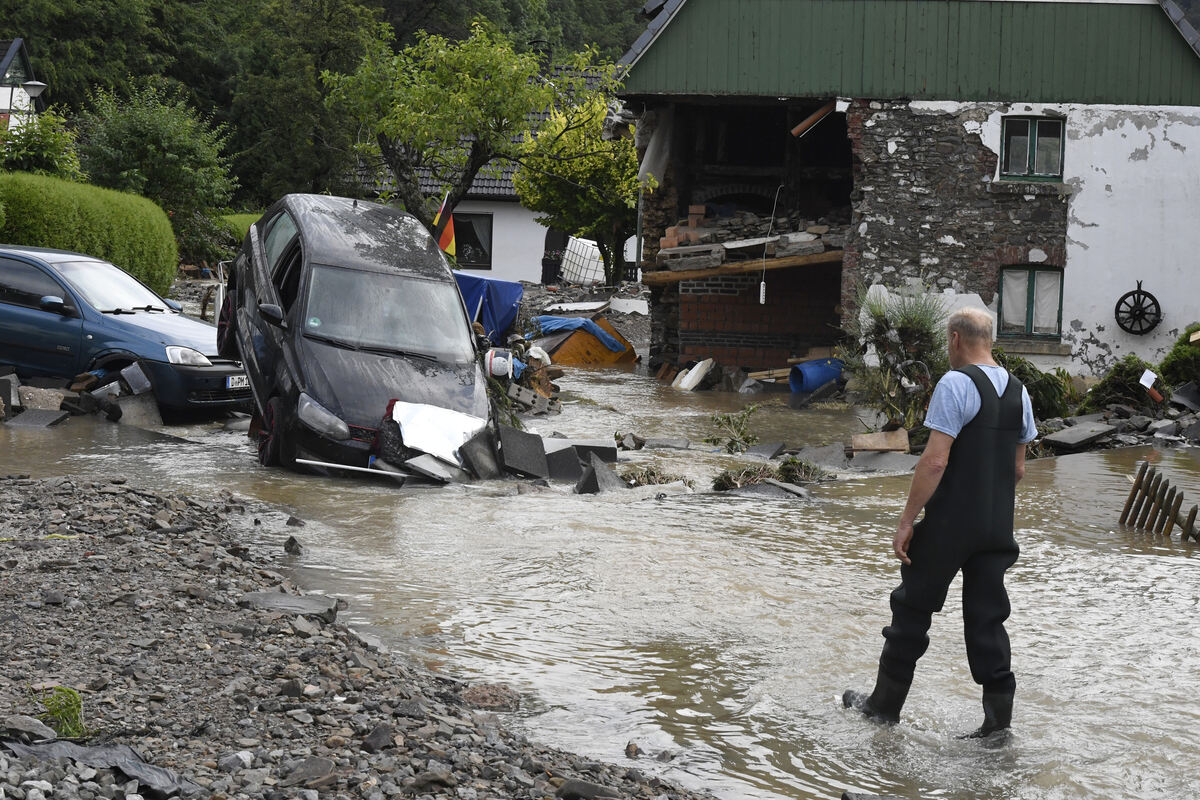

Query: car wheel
[258,396,291,467]
[217,287,238,359]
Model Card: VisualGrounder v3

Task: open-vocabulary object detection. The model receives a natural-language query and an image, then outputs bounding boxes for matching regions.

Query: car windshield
[302,264,475,362]
[56,260,169,311]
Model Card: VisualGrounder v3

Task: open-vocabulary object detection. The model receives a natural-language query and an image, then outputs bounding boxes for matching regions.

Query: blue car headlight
[165,346,213,367]
[297,392,351,440]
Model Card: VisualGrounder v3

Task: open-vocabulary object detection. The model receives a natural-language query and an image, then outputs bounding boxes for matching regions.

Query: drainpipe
[790,100,836,138]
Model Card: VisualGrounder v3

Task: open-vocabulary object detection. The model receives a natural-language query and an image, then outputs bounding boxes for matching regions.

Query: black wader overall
[879,365,1025,695]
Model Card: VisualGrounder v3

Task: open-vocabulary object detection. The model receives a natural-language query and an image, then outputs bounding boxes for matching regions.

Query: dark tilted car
[0,245,250,414]
[219,194,491,469]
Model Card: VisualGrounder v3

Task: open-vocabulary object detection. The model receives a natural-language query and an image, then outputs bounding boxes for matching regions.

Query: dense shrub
[1079,353,1158,413]
[221,213,261,244]
[0,172,177,294]
[0,111,85,181]
[993,348,1070,419]
[1158,323,1200,388]
[75,84,236,264]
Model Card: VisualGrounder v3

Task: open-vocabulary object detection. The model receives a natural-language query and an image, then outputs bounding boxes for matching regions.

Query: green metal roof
[620,0,1200,106]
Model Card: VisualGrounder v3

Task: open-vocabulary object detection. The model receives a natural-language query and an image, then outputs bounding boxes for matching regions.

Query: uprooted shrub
[712,458,833,491]
[1158,323,1200,388]
[993,348,1070,419]
[703,405,760,454]
[620,465,694,489]
[0,172,177,294]
[1079,354,1159,412]
[841,283,948,431]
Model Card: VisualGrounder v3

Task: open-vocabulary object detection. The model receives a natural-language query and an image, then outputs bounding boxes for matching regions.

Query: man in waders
[844,307,1037,738]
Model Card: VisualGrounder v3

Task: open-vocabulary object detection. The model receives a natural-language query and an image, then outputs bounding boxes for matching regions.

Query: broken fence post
[1163,491,1185,538]
[1127,465,1156,527]
[1184,505,1198,542]
[1146,478,1169,533]
[1119,461,1149,525]
[1135,472,1162,530]
[1155,486,1177,534]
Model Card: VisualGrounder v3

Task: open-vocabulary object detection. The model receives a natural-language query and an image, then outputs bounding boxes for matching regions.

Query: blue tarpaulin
[533,315,626,352]
[454,272,523,341]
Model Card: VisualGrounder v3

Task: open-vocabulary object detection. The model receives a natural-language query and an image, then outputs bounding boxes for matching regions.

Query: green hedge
[0,172,177,295]
[221,213,260,244]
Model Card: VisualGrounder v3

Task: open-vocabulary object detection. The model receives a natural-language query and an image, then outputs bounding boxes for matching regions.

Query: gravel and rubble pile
[0,476,714,800]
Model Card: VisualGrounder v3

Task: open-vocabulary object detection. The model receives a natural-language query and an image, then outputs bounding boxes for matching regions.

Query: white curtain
[1033,270,1061,333]
[1001,270,1029,332]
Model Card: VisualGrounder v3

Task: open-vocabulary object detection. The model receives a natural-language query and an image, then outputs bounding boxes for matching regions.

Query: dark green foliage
[75,84,236,264]
[0,111,86,180]
[702,404,760,453]
[0,172,177,294]
[993,348,1069,419]
[1158,323,1200,388]
[1079,354,1157,413]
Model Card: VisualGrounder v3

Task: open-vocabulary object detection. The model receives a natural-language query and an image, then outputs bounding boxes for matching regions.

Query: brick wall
[674,265,842,369]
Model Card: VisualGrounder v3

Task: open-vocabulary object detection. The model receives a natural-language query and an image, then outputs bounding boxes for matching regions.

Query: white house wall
[907,101,1200,374]
[451,199,548,284]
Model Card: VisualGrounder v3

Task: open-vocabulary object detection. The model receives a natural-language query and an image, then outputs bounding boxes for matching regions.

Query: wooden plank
[1190,330,1200,344]
[641,249,843,287]
[747,368,791,380]
[850,430,910,454]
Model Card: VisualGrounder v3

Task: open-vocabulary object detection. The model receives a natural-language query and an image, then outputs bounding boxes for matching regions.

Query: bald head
[947,307,993,348]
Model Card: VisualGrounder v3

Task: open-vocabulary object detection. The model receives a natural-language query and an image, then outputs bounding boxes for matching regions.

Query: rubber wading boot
[962,691,1013,738]
[842,668,911,724]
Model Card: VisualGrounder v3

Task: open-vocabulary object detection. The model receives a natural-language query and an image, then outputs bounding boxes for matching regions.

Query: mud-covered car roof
[280,194,452,279]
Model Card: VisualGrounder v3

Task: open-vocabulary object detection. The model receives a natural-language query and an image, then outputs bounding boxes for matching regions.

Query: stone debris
[0,476,719,800]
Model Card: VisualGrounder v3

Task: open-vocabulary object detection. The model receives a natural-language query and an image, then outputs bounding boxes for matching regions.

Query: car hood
[106,311,219,357]
[296,336,490,428]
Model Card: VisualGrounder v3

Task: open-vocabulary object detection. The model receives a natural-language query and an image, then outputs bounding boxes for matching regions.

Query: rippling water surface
[4,369,1199,800]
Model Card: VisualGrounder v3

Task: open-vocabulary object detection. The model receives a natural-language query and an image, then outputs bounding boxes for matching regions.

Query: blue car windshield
[56,260,169,312]
[302,264,474,362]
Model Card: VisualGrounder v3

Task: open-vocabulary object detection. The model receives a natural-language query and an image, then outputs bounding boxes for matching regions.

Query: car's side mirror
[40,295,73,316]
[258,302,288,329]
[164,298,182,312]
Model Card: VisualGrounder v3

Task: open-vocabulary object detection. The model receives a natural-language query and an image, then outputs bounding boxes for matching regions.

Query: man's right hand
[894,520,914,565]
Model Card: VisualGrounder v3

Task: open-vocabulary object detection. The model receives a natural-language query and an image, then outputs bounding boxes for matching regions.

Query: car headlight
[297,392,351,440]
[165,346,213,367]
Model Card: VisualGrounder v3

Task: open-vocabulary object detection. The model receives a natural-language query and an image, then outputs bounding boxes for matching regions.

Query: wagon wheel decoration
[1114,281,1162,335]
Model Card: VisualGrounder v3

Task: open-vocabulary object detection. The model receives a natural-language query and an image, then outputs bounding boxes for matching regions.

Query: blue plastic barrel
[789,358,844,393]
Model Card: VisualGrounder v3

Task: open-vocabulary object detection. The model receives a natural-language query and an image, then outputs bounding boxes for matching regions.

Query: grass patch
[221,212,260,243]
[30,685,89,739]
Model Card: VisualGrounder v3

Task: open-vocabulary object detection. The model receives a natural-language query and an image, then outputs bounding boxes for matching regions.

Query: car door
[239,209,300,404]
[0,256,85,377]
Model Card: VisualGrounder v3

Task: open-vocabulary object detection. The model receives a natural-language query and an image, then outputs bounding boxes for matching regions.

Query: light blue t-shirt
[924,364,1038,443]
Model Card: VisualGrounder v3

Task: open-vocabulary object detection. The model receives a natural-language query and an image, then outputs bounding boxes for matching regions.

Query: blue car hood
[296,336,489,429]
[108,311,219,357]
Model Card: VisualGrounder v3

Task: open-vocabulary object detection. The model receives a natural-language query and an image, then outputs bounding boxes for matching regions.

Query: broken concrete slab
[3,409,70,428]
[1170,381,1200,412]
[498,424,549,479]
[114,393,163,427]
[460,428,502,480]
[762,478,811,498]
[1147,419,1178,436]
[0,374,20,410]
[1183,420,1200,441]
[849,451,920,472]
[792,443,851,470]
[403,454,472,484]
[643,438,690,450]
[575,452,627,494]
[1127,415,1153,432]
[727,481,806,500]
[563,439,618,464]
[1063,413,1108,427]
[238,591,338,623]
[1042,422,1116,451]
[544,444,584,483]
[17,386,65,411]
[738,378,765,394]
[745,441,785,459]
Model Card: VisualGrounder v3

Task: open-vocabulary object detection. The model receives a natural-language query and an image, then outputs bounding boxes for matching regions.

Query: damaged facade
[620,0,1200,375]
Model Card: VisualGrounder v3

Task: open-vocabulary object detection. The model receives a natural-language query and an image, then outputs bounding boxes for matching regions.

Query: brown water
[4,369,1199,800]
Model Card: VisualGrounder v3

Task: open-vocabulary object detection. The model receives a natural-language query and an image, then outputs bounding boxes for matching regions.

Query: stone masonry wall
[842,100,1069,314]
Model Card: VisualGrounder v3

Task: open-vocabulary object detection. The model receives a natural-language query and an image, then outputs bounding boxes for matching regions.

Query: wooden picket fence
[1119,461,1198,539]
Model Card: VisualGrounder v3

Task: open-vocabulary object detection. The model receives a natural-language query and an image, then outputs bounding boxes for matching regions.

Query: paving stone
[497,425,549,479]
[574,453,627,494]
[642,438,690,450]
[238,591,338,623]
[460,428,502,480]
[3,409,70,428]
[1042,422,1116,450]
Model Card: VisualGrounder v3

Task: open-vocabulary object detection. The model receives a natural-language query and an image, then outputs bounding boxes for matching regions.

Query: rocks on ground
[0,476,716,800]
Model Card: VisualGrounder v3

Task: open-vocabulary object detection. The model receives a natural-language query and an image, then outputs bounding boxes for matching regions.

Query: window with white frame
[455,213,493,270]
[998,266,1063,337]
[1000,117,1064,181]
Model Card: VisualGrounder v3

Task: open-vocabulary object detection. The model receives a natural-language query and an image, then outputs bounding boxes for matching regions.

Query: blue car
[0,245,250,415]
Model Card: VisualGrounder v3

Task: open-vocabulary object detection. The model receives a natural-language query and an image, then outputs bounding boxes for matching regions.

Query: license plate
[226,374,250,390]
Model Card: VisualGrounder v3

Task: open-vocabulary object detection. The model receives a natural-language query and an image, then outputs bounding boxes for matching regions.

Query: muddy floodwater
[4,368,1200,800]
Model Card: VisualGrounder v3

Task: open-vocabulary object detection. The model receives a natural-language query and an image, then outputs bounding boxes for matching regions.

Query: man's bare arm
[1015,442,1026,483]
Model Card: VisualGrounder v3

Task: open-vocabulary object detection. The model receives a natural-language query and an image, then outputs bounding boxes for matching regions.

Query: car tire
[217,286,238,359]
[258,396,292,467]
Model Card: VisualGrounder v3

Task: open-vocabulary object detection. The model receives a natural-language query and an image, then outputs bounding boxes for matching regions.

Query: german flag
[432,191,456,258]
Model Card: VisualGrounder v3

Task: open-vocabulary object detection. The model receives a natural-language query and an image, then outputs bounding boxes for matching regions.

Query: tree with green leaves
[75,84,237,263]
[325,21,617,237]
[513,97,651,285]
[0,111,86,181]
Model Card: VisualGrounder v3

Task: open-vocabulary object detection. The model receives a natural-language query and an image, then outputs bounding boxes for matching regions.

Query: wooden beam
[641,249,843,286]
[790,100,837,138]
